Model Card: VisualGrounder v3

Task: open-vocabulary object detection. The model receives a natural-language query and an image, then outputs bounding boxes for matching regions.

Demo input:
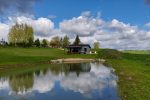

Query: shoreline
[0,58,105,68]
[50,58,105,63]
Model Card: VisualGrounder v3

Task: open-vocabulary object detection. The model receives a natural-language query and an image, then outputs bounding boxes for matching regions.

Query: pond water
[0,62,119,100]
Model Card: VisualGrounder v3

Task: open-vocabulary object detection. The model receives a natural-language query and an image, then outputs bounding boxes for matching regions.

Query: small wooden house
[66,44,91,54]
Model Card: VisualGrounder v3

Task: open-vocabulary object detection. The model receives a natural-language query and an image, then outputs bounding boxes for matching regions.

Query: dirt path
[51,58,105,63]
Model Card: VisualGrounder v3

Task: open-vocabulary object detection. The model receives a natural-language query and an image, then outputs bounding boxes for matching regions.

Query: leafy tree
[60,37,63,48]
[42,39,48,47]
[73,35,80,45]
[27,37,34,47]
[34,38,40,47]
[8,23,34,47]
[93,41,100,50]
[63,35,70,48]
[50,36,61,48]
[50,40,56,48]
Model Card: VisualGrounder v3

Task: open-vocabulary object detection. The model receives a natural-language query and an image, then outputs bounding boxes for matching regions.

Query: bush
[97,49,122,59]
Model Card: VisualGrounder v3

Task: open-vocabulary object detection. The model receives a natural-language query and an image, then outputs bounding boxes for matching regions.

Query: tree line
[33,35,70,48]
[0,23,100,49]
[0,23,70,48]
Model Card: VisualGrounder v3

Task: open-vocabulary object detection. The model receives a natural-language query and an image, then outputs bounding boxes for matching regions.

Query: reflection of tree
[6,63,91,94]
[35,70,41,76]
[34,68,49,76]
[66,63,91,76]
[49,63,91,76]
[9,73,33,94]
[49,64,63,75]
[66,63,91,74]
[43,68,49,75]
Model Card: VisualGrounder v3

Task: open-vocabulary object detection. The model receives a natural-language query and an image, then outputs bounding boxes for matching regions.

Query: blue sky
[0,0,150,50]
[33,0,150,27]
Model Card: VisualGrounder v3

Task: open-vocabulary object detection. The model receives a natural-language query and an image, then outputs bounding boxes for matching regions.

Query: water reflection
[0,63,119,100]
[9,73,33,94]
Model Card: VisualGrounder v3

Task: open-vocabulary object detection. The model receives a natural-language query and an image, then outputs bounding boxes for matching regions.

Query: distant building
[66,44,91,54]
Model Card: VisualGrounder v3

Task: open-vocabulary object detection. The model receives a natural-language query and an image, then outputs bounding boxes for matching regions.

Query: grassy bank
[0,47,96,65]
[106,52,150,100]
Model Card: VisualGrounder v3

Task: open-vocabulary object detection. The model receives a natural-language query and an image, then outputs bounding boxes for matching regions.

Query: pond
[0,62,119,100]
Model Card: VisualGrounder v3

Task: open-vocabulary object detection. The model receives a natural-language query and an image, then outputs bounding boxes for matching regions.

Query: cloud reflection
[60,63,117,93]
[0,63,118,99]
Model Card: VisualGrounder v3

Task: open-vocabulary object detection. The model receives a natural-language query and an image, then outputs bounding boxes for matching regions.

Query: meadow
[0,47,150,100]
[123,50,150,54]
[106,52,150,100]
[0,47,96,65]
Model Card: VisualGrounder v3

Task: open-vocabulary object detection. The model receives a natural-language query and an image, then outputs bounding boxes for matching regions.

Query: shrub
[97,49,122,59]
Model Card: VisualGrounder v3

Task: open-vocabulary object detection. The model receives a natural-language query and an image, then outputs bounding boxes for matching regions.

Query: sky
[0,0,150,50]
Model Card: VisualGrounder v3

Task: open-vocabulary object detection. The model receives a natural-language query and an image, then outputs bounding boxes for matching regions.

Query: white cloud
[0,12,150,50]
[48,15,57,19]
[0,16,57,41]
[59,12,150,50]
[0,23,9,41]
[60,16,103,37]
[81,11,91,17]
[10,16,55,37]
[145,22,150,27]
[95,19,150,50]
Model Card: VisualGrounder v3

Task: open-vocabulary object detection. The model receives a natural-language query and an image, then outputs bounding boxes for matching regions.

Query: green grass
[106,52,150,100]
[0,47,96,65]
[123,50,150,54]
[0,63,50,77]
